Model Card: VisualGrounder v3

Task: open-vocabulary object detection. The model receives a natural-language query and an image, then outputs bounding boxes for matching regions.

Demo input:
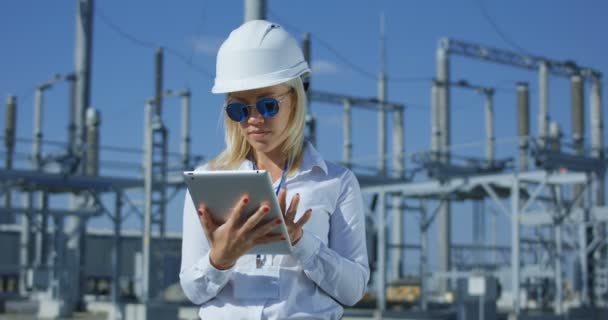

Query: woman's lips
[249,131,270,139]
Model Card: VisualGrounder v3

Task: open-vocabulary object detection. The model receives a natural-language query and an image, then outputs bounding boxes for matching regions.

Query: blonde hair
[209,77,307,176]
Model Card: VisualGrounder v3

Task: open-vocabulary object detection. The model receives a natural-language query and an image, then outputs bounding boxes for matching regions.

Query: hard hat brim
[212,65,310,94]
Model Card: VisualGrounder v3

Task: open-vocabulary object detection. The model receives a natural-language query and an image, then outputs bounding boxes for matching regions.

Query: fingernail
[197,209,203,216]
[280,236,286,240]
[263,206,270,213]
[243,197,249,204]
[275,219,281,224]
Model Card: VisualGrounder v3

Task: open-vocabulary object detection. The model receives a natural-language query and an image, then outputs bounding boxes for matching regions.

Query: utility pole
[179,90,192,170]
[3,96,16,224]
[85,108,100,176]
[571,74,584,155]
[376,12,406,281]
[142,48,168,305]
[483,89,495,163]
[31,74,65,318]
[343,99,352,166]
[111,192,123,320]
[431,81,440,163]
[67,73,77,154]
[33,85,45,170]
[66,0,94,315]
[302,32,316,146]
[436,42,451,292]
[37,0,94,317]
[590,74,605,306]
[142,99,154,305]
[538,61,549,148]
[244,0,266,22]
[155,49,163,117]
[517,82,530,171]
[377,13,387,178]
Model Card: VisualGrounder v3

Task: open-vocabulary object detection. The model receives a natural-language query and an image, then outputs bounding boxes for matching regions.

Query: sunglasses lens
[226,103,248,122]
[256,98,280,118]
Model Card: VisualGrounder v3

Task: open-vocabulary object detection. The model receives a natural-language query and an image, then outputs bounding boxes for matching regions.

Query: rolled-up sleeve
[179,190,233,305]
[292,170,370,306]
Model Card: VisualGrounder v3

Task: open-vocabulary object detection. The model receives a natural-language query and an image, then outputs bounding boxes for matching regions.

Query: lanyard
[252,159,289,196]
[252,158,289,268]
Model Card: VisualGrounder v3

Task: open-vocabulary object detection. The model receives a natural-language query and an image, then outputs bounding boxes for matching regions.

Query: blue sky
[2,0,607,274]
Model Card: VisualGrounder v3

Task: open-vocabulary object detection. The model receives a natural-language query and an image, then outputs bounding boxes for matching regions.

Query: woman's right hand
[197,195,285,270]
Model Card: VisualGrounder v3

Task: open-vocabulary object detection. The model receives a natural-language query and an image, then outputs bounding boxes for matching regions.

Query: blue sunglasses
[225,89,293,122]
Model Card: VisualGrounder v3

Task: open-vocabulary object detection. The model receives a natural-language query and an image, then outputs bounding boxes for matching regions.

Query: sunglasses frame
[225,88,293,123]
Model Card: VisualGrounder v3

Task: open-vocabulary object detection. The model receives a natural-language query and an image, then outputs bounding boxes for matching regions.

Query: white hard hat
[212,20,311,94]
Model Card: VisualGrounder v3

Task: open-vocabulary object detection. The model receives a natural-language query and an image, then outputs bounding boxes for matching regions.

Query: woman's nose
[247,106,264,124]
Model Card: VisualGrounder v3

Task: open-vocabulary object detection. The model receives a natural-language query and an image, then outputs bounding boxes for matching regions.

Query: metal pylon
[150,115,168,236]
[142,100,168,302]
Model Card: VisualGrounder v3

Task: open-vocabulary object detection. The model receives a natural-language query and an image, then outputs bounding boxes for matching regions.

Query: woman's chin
[248,139,274,152]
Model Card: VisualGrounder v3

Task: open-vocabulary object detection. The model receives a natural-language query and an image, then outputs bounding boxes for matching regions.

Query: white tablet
[183,170,293,255]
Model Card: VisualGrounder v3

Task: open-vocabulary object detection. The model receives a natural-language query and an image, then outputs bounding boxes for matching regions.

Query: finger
[240,203,270,232]
[250,216,283,239]
[295,208,313,228]
[285,193,300,222]
[226,194,249,228]
[254,233,286,245]
[198,205,218,234]
[278,188,287,215]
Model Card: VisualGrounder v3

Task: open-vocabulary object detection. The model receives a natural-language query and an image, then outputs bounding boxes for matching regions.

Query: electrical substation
[1,1,607,319]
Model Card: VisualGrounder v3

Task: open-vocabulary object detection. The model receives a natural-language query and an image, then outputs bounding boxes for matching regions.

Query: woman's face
[229,84,294,154]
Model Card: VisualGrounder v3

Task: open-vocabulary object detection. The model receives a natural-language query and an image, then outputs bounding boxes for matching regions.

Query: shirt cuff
[196,252,233,290]
[292,230,321,265]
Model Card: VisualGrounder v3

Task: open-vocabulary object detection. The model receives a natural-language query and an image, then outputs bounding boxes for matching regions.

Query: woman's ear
[301,74,310,92]
[288,92,298,122]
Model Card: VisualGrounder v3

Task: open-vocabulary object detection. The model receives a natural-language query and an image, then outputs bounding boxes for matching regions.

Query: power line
[95,6,214,78]
[268,10,429,85]
[311,33,378,80]
[472,0,530,55]
[164,46,214,79]
[391,76,432,84]
[95,7,156,49]
[187,0,209,65]
[16,85,37,107]
[186,0,210,85]
[269,11,377,79]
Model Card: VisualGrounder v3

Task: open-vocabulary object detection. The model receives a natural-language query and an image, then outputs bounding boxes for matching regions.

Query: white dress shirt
[180,143,370,320]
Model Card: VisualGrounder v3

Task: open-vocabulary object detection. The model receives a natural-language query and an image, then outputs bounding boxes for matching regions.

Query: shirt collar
[238,141,328,176]
[297,141,328,176]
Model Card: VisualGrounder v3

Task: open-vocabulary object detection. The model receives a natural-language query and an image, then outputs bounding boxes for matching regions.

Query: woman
[180,20,369,320]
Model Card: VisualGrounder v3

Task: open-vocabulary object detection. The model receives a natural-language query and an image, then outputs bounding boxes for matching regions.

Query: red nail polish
[276,219,281,224]
[263,207,270,213]
[243,198,249,204]
[197,209,203,216]
[281,236,286,240]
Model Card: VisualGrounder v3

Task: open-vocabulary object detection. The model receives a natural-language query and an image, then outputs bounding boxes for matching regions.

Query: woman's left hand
[278,188,312,246]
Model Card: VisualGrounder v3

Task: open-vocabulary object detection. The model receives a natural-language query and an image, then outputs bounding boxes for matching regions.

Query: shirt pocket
[232,263,280,300]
